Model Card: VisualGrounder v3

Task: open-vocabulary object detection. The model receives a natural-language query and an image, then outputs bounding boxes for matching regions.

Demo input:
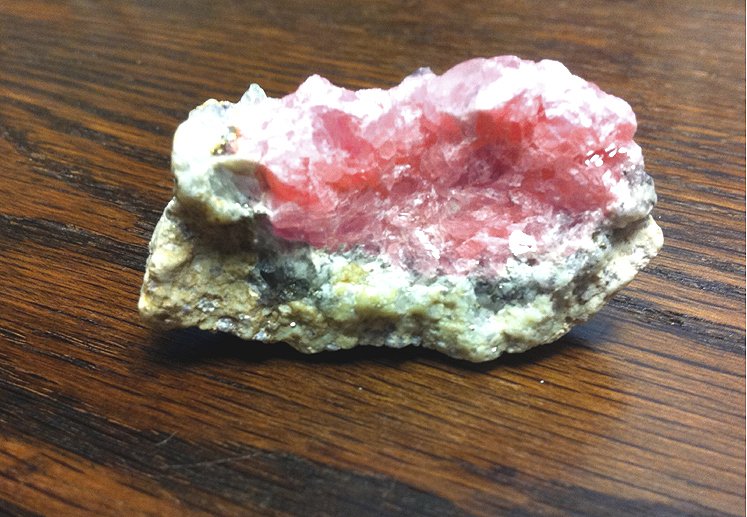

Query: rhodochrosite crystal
[140,57,662,361]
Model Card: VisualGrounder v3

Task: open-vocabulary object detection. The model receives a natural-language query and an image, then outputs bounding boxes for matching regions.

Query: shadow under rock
[148,324,596,371]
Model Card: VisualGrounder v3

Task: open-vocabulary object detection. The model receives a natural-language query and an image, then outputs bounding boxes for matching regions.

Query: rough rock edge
[139,196,663,362]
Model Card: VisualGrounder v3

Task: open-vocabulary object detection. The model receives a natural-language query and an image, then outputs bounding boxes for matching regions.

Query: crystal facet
[140,57,662,361]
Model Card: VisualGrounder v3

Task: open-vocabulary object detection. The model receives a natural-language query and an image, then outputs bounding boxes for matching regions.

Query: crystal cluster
[140,57,662,361]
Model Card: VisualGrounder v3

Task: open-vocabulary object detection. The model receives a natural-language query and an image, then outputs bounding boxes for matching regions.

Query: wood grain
[0,0,744,515]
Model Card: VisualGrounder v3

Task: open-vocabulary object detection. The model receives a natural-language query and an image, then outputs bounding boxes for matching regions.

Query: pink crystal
[232,56,639,275]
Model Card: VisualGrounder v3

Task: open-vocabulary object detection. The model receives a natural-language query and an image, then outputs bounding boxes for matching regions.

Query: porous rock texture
[139,56,663,362]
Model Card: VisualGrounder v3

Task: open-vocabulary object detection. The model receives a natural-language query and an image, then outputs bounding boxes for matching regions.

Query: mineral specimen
[139,56,663,362]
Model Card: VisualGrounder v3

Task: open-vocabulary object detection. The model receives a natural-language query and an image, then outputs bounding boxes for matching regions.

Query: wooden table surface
[0,1,744,515]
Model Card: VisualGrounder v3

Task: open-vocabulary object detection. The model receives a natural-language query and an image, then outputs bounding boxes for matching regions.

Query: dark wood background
[0,0,744,515]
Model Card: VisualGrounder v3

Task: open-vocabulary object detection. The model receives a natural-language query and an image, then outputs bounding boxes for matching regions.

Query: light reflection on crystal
[227,57,642,276]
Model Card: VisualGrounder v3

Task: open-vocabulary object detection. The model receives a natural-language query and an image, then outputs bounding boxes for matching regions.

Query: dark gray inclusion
[251,252,316,305]
[473,277,540,312]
